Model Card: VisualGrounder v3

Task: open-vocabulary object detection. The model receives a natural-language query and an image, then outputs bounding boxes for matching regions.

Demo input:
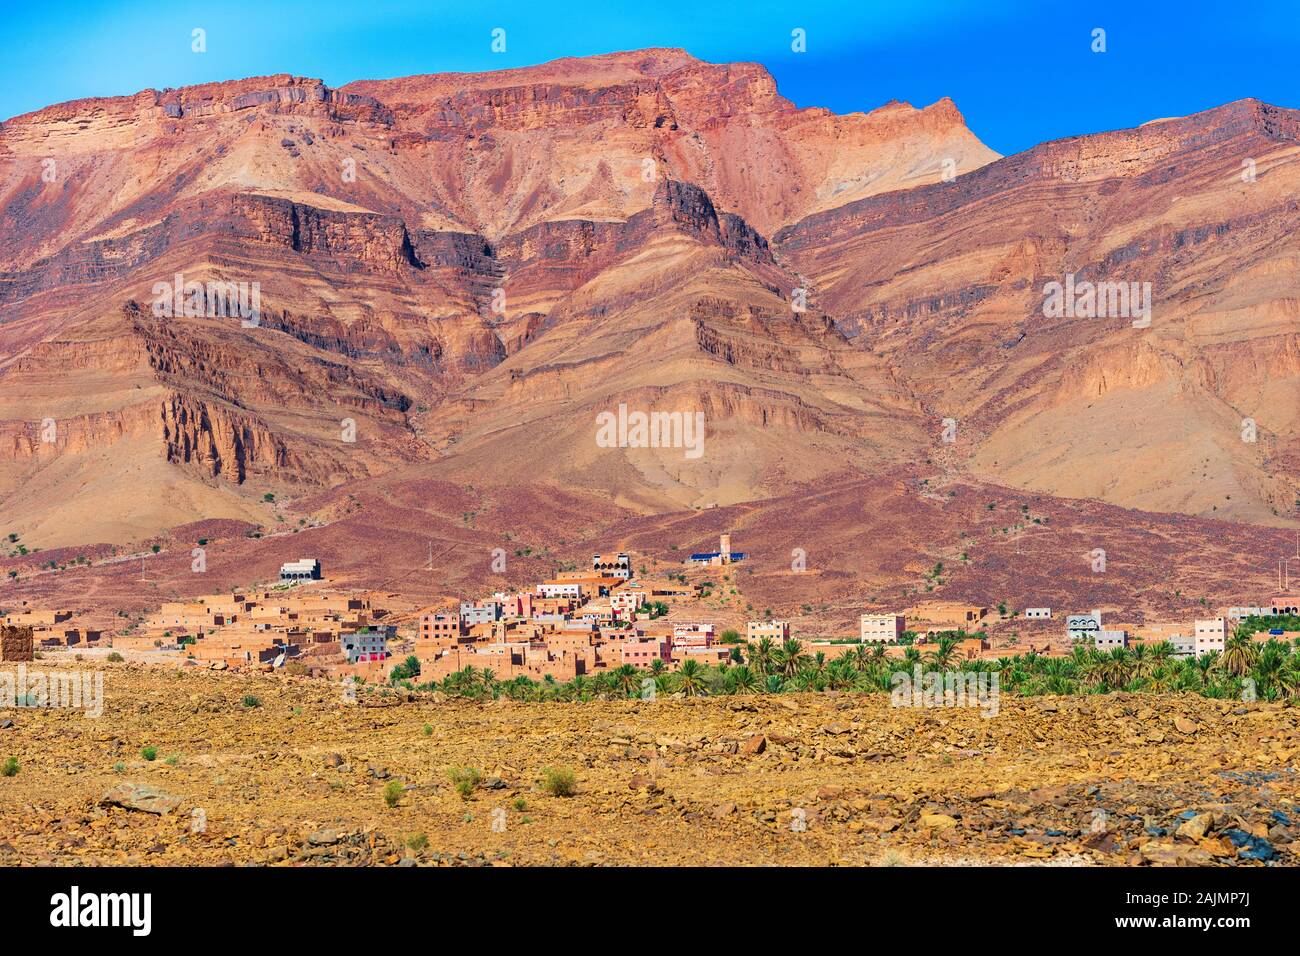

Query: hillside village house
[1094,629,1129,650]
[592,553,632,580]
[1270,594,1300,615]
[279,558,321,582]
[747,620,790,642]
[689,534,747,566]
[903,602,988,638]
[341,627,391,663]
[1023,607,1052,620]
[461,600,503,626]
[860,613,905,643]
[2,603,101,647]
[1194,618,1229,656]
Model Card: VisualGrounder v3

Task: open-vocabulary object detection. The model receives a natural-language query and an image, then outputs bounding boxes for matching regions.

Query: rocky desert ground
[1,661,1295,866]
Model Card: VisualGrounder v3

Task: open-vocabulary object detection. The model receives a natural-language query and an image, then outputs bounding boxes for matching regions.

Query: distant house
[279,558,321,582]
[1023,607,1052,620]
[1227,606,1272,619]
[689,534,746,565]
[859,614,905,643]
[460,600,503,627]
[1066,611,1103,643]
[591,553,632,580]
[1094,629,1128,651]
[1269,595,1300,616]
[341,627,390,663]
[747,620,790,643]
[1194,618,1229,656]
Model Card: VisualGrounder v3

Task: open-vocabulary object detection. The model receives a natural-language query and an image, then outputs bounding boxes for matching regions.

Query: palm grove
[384,614,1300,704]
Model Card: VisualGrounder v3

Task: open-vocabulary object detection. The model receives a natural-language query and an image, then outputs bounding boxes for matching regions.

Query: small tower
[719,534,732,564]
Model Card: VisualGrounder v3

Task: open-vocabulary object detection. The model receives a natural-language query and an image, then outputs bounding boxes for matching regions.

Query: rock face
[0,50,1295,549]
[775,98,1300,525]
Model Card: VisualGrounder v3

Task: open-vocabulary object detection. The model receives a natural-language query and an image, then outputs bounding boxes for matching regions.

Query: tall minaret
[720,534,732,564]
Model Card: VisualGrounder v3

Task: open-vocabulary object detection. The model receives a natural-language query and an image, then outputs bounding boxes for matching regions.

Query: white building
[1023,607,1052,620]
[747,620,790,643]
[1094,629,1128,650]
[1194,618,1229,656]
[1067,611,1103,642]
[592,553,632,580]
[1227,606,1272,620]
[279,558,321,582]
[860,614,905,643]
[342,627,389,663]
[537,582,583,600]
[672,623,715,646]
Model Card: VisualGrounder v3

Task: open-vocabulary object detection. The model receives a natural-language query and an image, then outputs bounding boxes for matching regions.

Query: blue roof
[688,551,748,561]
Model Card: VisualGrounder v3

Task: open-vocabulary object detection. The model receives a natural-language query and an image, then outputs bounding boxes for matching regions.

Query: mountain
[776,99,1300,526]
[0,48,1295,598]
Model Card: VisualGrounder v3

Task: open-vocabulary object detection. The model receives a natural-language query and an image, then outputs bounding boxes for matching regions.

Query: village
[2,534,1298,687]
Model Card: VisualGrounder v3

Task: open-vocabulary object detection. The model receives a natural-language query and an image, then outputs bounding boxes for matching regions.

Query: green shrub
[242,695,261,708]
[406,833,428,852]
[448,766,481,799]
[106,652,124,663]
[540,765,576,797]
[383,781,403,808]
[1,757,17,777]
[141,746,157,761]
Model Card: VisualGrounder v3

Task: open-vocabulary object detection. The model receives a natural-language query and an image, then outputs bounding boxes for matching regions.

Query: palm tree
[826,658,858,690]
[588,671,614,700]
[789,669,822,692]
[926,635,960,670]
[1098,647,1132,690]
[726,665,760,695]
[1218,633,1259,678]
[675,659,708,697]
[777,639,808,680]
[566,674,590,702]
[808,651,828,678]
[610,664,641,698]
[749,638,777,676]
[1248,641,1289,699]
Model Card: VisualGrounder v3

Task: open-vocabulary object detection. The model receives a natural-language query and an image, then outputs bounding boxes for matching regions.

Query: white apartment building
[537,582,583,600]
[1023,607,1052,620]
[860,614,905,644]
[746,620,790,643]
[1194,618,1229,656]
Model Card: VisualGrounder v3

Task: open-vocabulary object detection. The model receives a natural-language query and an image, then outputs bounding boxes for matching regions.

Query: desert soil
[0,662,1296,866]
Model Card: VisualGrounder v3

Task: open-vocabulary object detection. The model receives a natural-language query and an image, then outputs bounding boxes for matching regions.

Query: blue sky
[1,0,1296,154]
